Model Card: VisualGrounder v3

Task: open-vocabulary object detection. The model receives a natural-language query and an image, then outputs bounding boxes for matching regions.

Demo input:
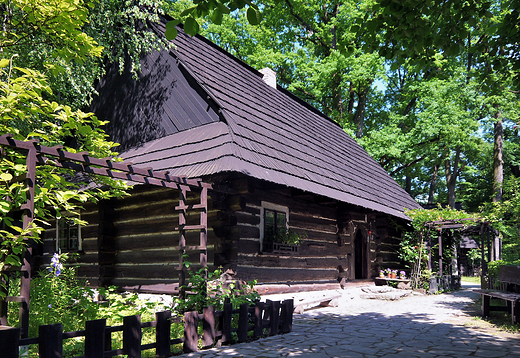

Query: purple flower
[48,304,52,308]
[50,253,63,277]
[51,253,59,267]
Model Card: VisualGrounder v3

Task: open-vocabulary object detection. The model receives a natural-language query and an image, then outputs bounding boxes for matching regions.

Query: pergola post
[20,144,36,338]
[438,229,443,276]
[427,228,432,271]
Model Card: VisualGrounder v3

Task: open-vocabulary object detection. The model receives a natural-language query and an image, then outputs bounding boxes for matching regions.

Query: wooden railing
[0,299,294,358]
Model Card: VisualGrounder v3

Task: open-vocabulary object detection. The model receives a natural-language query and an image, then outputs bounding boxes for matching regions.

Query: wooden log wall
[36,174,410,291]
[40,185,214,293]
[374,216,405,274]
[211,175,388,284]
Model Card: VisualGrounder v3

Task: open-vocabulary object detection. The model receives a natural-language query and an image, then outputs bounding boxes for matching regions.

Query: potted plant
[391,270,397,279]
[385,268,392,278]
[264,228,307,253]
[399,271,406,279]
[379,270,385,278]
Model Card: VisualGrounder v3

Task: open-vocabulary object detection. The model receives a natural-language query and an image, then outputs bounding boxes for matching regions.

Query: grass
[467,295,520,335]
[461,276,481,284]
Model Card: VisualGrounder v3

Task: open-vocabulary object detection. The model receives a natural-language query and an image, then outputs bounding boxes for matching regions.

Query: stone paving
[181,282,520,357]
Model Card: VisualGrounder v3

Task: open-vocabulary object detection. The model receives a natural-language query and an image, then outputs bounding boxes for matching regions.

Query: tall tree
[177,0,386,135]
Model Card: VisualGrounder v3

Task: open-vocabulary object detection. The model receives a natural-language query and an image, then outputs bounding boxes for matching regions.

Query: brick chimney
[259,68,276,88]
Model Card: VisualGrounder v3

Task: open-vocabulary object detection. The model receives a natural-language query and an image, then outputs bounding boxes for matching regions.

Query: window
[260,202,291,252]
[56,216,81,251]
[264,209,287,243]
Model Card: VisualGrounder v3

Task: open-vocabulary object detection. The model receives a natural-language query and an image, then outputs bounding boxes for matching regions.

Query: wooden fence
[0,299,293,358]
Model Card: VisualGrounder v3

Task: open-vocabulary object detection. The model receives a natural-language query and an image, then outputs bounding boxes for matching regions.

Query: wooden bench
[473,265,520,324]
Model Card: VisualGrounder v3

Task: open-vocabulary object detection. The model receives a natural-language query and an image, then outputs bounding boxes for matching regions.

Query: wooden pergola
[0,134,211,337]
[424,218,499,286]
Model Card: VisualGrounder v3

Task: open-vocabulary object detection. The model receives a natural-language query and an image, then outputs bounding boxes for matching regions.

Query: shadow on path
[183,283,520,358]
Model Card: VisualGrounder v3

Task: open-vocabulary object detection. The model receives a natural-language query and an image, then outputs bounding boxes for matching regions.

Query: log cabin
[39,22,422,294]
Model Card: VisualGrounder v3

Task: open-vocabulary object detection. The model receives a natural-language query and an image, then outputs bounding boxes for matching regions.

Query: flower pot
[391,273,397,279]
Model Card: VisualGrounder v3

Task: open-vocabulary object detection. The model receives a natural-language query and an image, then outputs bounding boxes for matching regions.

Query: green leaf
[0,59,10,68]
[184,17,200,36]
[246,6,262,25]
[165,27,178,40]
[217,3,231,14]
[181,6,197,16]
[211,8,223,25]
[5,255,21,266]
[0,173,12,181]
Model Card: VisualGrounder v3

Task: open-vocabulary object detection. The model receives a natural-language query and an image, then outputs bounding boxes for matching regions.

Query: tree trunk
[347,83,355,114]
[405,176,412,195]
[493,106,503,203]
[445,148,461,209]
[428,164,439,204]
[353,83,371,138]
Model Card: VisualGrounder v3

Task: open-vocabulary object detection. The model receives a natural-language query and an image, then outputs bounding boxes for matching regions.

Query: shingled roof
[91,23,421,220]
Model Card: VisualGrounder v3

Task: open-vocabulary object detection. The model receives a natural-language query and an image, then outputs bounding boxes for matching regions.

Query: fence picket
[85,319,106,358]
[269,301,281,336]
[254,301,264,337]
[5,302,293,356]
[281,299,294,333]
[222,302,233,343]
[237,303,249,342]
[0,327,20,358]
[156,310,171,357]
[39,323,63,358]
[203,306,215,347]
[123,315,142,358]
[183,311,199,353]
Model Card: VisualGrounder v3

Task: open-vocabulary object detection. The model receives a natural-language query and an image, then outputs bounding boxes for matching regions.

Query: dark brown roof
[92,24,421,220]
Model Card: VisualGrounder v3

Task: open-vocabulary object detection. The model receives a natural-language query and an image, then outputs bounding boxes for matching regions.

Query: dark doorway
[354,230,365,279]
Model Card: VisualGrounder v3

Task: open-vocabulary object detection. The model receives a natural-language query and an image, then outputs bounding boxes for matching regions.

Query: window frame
[55,215,82,252]
[260,201,289,252]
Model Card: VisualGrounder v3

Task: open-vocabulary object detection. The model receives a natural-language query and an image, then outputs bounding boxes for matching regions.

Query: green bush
[7,253,170,357]
[174,264,259,314]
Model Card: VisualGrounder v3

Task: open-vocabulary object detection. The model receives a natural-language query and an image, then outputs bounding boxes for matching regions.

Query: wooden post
[269,301,280,336]
[156,311,171,357]
[179,185,189,300]
[281,299,294,333]
[104,328,112,353]
[0,278,7,326]
[254,301,264,337]
[200,186,208,268]
[237,303,249,342]
[482,294,490,318]
[0,326,20,358]
[39,323,63,358]
[481,223,488,289]
[183,311,199,353]
[85,319,106,358]
[512,301,520,325]
[123,315,142,358]
[427,228,432,271]
[20,144,36,338]
[202,306,215,347]
[487,226,491,264]
[222,302,232,343]
[438,229,443,276]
